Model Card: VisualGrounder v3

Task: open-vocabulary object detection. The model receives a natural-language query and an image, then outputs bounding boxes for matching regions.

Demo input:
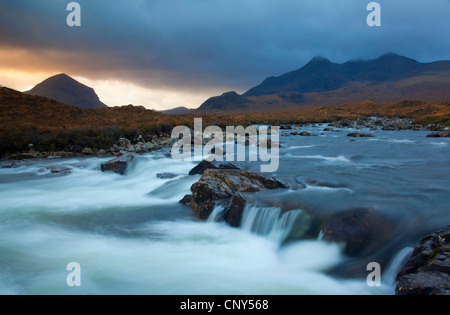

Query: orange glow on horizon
[0,48,213,110]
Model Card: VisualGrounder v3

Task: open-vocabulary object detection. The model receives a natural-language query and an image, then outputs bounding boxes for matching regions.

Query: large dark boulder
[396,226,450,295]
[101,152,135,175]
[322,209,394,256]
[188,160,219,175]
[181,169,287,226]
[188,160,241,176]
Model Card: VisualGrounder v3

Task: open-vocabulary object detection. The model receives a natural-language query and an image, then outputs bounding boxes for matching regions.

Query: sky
[0,0,449,110]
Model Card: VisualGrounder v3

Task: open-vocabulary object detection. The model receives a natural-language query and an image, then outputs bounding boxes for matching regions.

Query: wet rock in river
[426,132,450,138]
[396,226,450,295]
[347,133,374,138]
[322,209,394,256]
[181,169,287,226]
[2,161,27,169]
[156,173,179,179]
[188,160,219,175]
[47,166,72,174]
[188,160,241,176]
[101,152,135,175]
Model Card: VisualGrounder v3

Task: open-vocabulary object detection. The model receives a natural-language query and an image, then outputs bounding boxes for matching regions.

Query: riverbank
[2,115,449,162]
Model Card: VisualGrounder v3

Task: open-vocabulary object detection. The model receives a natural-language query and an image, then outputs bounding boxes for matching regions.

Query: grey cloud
[0,0,449,93]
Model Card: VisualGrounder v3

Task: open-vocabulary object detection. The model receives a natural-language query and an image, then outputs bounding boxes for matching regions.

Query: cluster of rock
[396,226,450,295]
[2,134,176,161]
[283,131,316,137]
[109,136,174,154]
[6,150,77,160]
[329,117,415,130]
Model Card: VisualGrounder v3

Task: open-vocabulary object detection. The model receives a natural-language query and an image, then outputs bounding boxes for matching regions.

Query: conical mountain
[26,74,108,109]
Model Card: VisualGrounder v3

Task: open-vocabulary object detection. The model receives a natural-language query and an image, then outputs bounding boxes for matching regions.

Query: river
[0,124,448,294]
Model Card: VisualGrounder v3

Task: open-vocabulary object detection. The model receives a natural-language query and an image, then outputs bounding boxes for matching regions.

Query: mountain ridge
[197,53,450,112]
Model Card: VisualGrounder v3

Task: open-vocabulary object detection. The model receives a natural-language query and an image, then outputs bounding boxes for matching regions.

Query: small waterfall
[240,205,309,243]
[384,247,414,289]
[207,206,225,223]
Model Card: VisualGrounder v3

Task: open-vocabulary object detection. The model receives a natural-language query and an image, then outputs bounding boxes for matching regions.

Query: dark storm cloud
[1,0,449,92]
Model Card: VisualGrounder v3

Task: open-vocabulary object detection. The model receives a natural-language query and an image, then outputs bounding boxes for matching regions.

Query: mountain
[244,53,431,97]
[161,107,193,115]
[197,53,450,112]
[26,74,108,109]
[197,91,252,112]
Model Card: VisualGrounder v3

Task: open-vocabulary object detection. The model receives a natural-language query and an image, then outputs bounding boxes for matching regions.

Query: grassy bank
[1,87,449,156]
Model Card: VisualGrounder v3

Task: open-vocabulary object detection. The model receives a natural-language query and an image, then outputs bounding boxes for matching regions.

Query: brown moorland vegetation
[0,87,449,155]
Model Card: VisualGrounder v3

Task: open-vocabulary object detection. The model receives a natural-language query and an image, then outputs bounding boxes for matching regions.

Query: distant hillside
[26,74,108,109]
[197,91,251,112]
[197,53,450,112]
[161,107,193,115]
[0,87,170,132]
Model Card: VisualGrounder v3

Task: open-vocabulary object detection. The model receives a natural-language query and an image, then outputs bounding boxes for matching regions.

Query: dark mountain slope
[26,74,108,109]
[198,54,450,112]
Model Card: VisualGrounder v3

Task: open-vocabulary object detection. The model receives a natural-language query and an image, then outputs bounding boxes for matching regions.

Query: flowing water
[0,125,449,295]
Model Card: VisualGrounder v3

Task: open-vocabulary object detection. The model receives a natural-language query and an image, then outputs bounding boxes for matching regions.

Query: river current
[0,124,448,294]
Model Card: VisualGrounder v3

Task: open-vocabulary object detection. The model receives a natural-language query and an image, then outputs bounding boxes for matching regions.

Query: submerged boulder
[156,173,178,179]
[101,152,135,175]
[426,132,450,138]
[322,209,394,256]
[2,161,26,169]
[181,169,287,226]
[396,226,450,295]
[299,131,315,137]
[347,133,374,138]
[47,166,72,174]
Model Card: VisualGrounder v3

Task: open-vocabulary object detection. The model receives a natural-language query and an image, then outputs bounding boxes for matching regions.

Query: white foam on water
[430,142,448,147]
[285,145,316,150]
[0,221,385,295]
[0,148,415,295]
[383,247,414,290]
[391,140,415,144]
[240,205,309,243]
[304,185,354,193]
[0,156,197,214]
[297,155,351,163]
